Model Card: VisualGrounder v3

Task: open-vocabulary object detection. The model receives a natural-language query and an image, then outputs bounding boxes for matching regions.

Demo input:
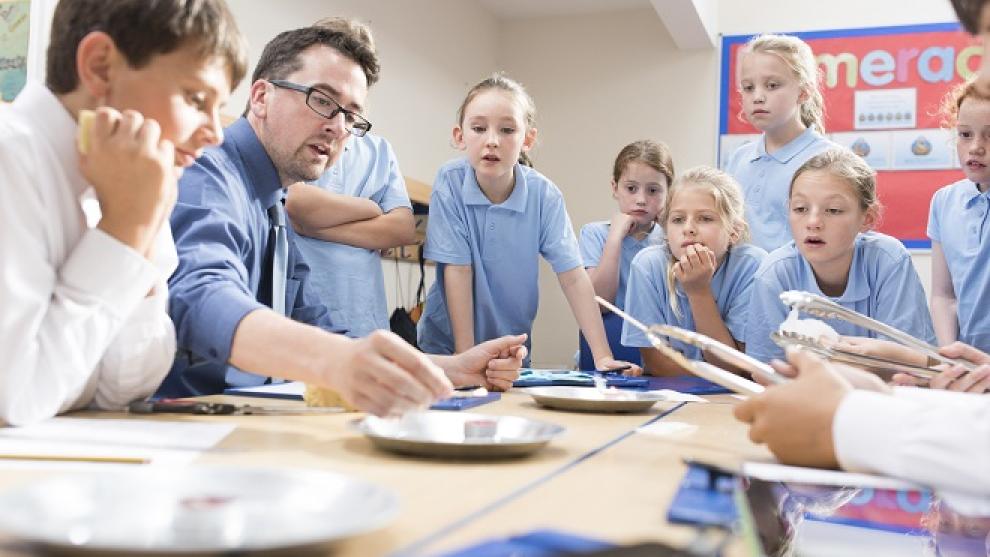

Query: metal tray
[351,411,565,458]
[0,466,397,555]
[527,386,666,413]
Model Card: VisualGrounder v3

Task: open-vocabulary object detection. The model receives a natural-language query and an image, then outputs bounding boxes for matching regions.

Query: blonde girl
[417,73,639,374]
[725,33,835,252]
[744,148,935,364]
[622,167,767,375]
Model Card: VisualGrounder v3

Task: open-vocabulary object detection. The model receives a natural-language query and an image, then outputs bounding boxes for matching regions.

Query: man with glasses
[284,18,418,341]
[159,25,527,414]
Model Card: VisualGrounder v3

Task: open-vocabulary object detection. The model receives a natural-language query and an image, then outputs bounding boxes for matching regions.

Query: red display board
[719,24,981,248]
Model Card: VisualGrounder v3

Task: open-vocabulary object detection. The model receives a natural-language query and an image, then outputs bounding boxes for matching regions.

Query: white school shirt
[834,387,990,495]
[0,82,177,425]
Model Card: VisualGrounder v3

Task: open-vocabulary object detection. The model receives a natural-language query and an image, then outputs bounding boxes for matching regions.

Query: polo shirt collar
[462,162,529,213]
[223,117,283,208]
[752,127,820,164]
[963,179,988,209]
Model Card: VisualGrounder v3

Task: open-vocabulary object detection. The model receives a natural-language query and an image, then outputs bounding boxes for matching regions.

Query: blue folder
[644,375,732,395]
[666,462,738,528]
[435,528,612,557]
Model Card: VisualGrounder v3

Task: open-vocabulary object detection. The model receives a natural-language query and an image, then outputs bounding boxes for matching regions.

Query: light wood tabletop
[0,389,772,557]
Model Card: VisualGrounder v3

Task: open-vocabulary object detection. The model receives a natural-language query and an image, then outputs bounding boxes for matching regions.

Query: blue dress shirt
[295,133,411,338]
[929,178,990,352]
[745,232,935,363]
[417,158,583,360]
[725,128,834,252]
[621,243,767,360]
[158,118,343,397]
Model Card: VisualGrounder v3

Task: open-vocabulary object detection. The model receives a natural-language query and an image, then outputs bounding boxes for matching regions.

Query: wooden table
[0,390,772,556]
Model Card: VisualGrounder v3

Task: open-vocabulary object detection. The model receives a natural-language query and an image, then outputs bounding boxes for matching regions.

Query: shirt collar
[222,117,283,208]
[797,235,870,303]
[752,127,820,164]
[963,179,989,208]
[462,161,529,213]
[13,81,89,197]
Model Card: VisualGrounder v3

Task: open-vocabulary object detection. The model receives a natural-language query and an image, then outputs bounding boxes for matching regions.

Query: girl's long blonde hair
[739,33,826,135]
[660,167,749,317]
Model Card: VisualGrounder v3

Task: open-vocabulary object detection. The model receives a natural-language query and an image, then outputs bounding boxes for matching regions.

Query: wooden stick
[0,454,149,465]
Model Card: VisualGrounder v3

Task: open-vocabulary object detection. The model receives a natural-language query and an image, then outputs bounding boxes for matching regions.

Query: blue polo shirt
[295,133,411,338]
[745,231,935,363]
[725,128,834,252]
[928,178,990,352]
[159,118,343,397]
[621,243,767,360]
[417,157,583,357]
[579,220,664,311]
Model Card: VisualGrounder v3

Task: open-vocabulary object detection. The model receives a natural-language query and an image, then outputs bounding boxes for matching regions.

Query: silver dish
[527,386,666,413]
[351,411,565,458]
[0,466,397,555]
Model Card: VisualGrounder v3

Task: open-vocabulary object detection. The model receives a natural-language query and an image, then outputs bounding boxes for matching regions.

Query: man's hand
[80,108,177,256]
[321,330,453,416]
[673,244,717,295]
[734,348,856,468]
[441,334,528,391]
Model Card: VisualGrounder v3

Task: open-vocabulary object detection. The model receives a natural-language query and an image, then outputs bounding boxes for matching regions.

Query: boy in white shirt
[0,0,247,425]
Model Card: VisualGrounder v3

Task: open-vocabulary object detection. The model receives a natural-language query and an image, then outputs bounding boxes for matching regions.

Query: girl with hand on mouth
[576,141,673,368]
[417,73,641,376]
[621,167,766,376]
[743,148,935,364]
[724,34,836,253]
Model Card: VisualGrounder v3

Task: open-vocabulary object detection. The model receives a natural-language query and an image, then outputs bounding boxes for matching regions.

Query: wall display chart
[719,23,980,248]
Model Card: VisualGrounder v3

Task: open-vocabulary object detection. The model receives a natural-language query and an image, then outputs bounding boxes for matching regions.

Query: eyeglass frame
[268,79,372,137]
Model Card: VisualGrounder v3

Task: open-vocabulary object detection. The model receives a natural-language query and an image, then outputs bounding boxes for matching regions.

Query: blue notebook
[513,369,649,389]
[224,382,501,411]
[435,528,611,557]
[666,462,738,528]
[644,375,732,395]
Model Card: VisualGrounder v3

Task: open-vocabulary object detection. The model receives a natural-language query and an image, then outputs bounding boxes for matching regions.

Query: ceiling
[476,0,652,20]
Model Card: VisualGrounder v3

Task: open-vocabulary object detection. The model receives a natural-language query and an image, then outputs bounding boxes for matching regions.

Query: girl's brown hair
[789,148,882,216]
[612,140,674,186]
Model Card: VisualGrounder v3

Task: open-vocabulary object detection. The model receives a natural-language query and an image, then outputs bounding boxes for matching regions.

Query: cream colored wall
[500,1,958,367]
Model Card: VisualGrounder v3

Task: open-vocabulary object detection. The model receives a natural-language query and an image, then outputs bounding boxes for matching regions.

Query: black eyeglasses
[269,80,372,137]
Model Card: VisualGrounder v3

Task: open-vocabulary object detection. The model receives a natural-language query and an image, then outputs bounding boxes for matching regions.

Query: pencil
[0,454,150,465]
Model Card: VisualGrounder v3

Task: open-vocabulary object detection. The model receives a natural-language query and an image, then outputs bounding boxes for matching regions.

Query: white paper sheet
[0,418,235,470]
[742,461,921,490]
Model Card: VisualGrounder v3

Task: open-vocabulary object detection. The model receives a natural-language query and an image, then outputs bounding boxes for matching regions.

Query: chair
[578,311,642,371]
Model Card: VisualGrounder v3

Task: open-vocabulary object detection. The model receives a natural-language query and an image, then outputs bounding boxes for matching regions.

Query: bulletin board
[718,23,980,249]
[0,0,29,102]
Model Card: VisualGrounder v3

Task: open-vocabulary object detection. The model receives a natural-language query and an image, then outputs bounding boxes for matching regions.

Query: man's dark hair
[46,0,248,94]
[951,0,984,34]
[250,20,380,87]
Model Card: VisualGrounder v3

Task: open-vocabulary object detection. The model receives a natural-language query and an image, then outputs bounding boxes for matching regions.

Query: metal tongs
[770,330,939,381]
[594,297,784,392]
[778,290,975,372]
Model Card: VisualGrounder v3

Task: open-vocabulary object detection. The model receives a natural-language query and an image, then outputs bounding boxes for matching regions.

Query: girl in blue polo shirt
[745,148,935,363]
[929,79,990,354]
[580,140,671,311]
[725,34,834,252]
[417,73,639,374]
[622,167,766,375]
